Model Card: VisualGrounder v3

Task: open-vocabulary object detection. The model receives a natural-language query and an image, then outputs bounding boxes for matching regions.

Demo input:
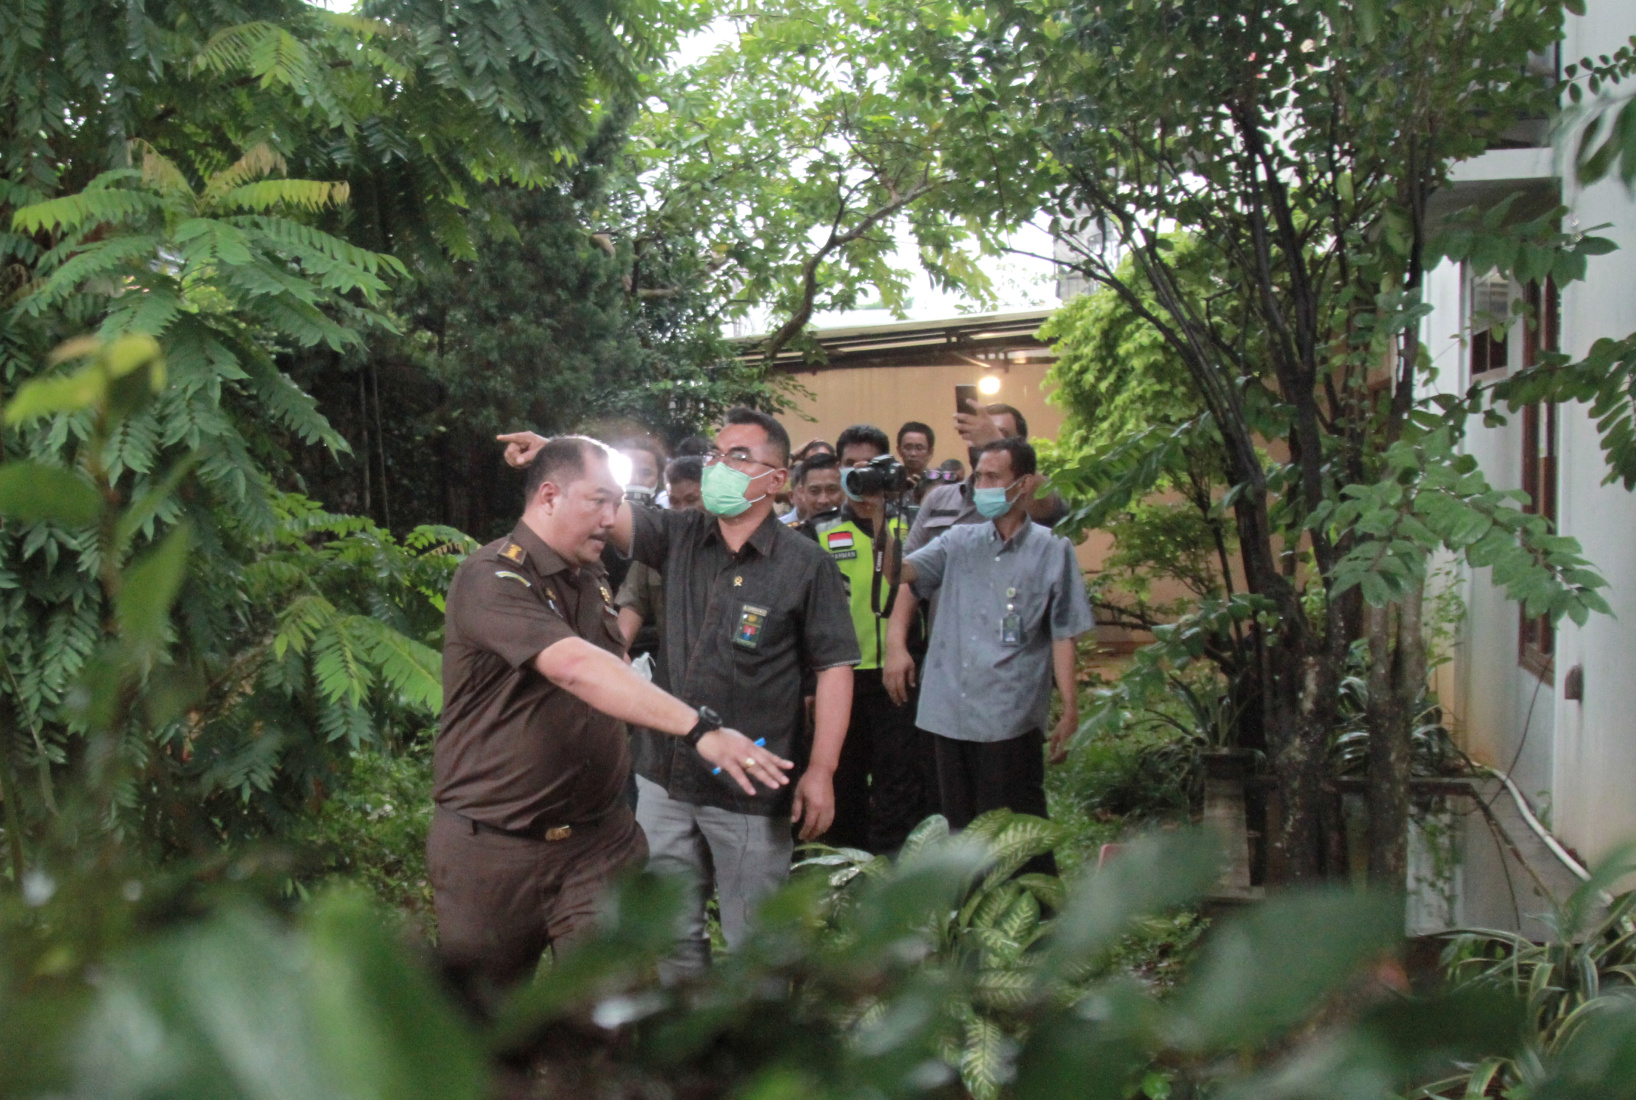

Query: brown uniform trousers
[428,803,648,990]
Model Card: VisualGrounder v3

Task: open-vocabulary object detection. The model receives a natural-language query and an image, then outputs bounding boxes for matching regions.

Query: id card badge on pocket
[735,603,770,650]
[1001,612,1022,646]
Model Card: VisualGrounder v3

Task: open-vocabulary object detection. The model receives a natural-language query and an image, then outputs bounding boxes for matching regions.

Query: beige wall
[776,361,1063,466]
[779,361,1224,653]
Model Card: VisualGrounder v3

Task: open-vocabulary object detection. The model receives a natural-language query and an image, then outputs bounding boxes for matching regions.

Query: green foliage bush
[17,813,1628,1100]
[290,742,435,921]
[1428,847,1636,1098]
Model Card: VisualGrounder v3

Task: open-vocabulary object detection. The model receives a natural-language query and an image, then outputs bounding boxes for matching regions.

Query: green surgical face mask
[701,461,773,517]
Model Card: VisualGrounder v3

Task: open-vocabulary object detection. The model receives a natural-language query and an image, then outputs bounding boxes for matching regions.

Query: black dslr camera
[840,454,909,498]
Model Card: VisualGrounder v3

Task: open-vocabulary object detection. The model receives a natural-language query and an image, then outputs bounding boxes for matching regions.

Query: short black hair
[619,435,667,477]
[674,434,712,458]
[835,423,890,460]
[665,455,703,486]
[794,438,835,463]
[897,421,936,450]
[722,407,790,466]
[975,436,1037,478]
[792,452,840,486]
[986,403,1028,439]
[524,436,607,504]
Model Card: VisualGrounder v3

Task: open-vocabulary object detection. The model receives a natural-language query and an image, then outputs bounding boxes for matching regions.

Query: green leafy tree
[607,0,1051,363]
[0,0,676,861]
[992,0,1612,886]
[1040,242,1240,638]
[299,151,786,540]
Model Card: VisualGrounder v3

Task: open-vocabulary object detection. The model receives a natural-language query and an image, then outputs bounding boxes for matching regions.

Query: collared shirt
[628,506,860,815]
[434,524,629,831]
[904,479,1071,554]
[907,520,1094,743]
[614,559,665,657]
[904,481,974,554]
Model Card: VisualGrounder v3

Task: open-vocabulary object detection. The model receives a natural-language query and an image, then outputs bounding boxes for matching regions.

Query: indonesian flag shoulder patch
[825,530,855,552]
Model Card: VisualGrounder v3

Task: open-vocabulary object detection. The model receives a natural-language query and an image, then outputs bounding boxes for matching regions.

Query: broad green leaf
[961,1013,1012,1100]
[1014,981,1155,1100]
[111,453,203,556]
[305,889,484,1100]
[1358,987,1527,1080]
[1531,993,1636,1100]
[4,335,165,426]
[73,909,340,1100]
[1172,889,1402,1050]
[1042,828,1220,981]
[0,462,102,526]
[117,522,192,649]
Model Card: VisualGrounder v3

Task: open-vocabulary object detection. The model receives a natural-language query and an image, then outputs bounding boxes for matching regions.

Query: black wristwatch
[683,705,723,747]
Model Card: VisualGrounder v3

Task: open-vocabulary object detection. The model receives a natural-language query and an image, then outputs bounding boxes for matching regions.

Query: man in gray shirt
[883,437,1093,873]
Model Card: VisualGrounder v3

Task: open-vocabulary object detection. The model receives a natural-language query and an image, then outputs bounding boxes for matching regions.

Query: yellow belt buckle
[545,825,573,842]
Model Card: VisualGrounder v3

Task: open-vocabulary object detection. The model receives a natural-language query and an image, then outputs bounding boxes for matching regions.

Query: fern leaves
[10,143,399,367]
[12,186,159,236]
[363,624,441,713]
[216,180,351,214]
[276,602,443,714]
[265,500,452,722]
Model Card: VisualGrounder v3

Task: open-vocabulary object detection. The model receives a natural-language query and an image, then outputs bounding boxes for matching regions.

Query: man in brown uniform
[430,436,791,992]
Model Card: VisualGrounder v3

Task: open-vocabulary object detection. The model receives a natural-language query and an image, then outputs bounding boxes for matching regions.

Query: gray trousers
[634,775,793,981]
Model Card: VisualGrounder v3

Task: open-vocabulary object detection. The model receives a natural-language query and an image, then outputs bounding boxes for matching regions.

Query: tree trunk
[1365,582,1426,889]
[0,725,26,887]
[1260,623,1341,882]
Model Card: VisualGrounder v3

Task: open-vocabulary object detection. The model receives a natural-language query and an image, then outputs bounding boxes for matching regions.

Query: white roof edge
[1448,146,1558,185]
[736,306,1058,345]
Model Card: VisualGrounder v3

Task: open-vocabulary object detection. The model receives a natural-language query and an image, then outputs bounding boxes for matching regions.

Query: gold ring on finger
[745,757,758,767]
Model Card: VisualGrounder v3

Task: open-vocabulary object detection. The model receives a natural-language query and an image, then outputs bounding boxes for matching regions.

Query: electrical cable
[1482,655,1549,815]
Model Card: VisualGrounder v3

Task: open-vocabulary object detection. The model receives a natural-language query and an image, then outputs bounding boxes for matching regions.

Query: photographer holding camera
[808,425,936,853]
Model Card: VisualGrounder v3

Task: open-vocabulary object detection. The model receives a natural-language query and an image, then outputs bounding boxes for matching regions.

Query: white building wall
[1549,0,1636,859]
[1436,0,1636,867]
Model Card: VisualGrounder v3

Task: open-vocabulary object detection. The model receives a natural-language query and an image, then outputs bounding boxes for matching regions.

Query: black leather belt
[450,807,609,842]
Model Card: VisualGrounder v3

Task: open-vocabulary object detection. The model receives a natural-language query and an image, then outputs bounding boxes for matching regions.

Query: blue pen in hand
[712,737,766,774]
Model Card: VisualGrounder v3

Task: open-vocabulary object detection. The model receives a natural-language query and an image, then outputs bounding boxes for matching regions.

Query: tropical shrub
[1427,847,1636,1098]
[289,741,435,920]
[4,814,1594,1100]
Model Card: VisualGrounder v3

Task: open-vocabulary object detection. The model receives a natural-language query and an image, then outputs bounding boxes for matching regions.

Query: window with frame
[1518,279,1559,682]
[1469,267,1512,378]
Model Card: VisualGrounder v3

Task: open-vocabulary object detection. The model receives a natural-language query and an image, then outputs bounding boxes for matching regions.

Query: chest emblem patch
[494,569,531,587]
[501,542,526,564]
[825,530,858,560]
[734,603,770,649]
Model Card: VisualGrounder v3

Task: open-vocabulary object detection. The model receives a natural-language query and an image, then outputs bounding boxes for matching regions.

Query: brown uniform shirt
[434,523,630,832]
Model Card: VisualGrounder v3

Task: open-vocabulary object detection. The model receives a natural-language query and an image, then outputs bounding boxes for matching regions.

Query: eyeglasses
[703,448,780,474]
